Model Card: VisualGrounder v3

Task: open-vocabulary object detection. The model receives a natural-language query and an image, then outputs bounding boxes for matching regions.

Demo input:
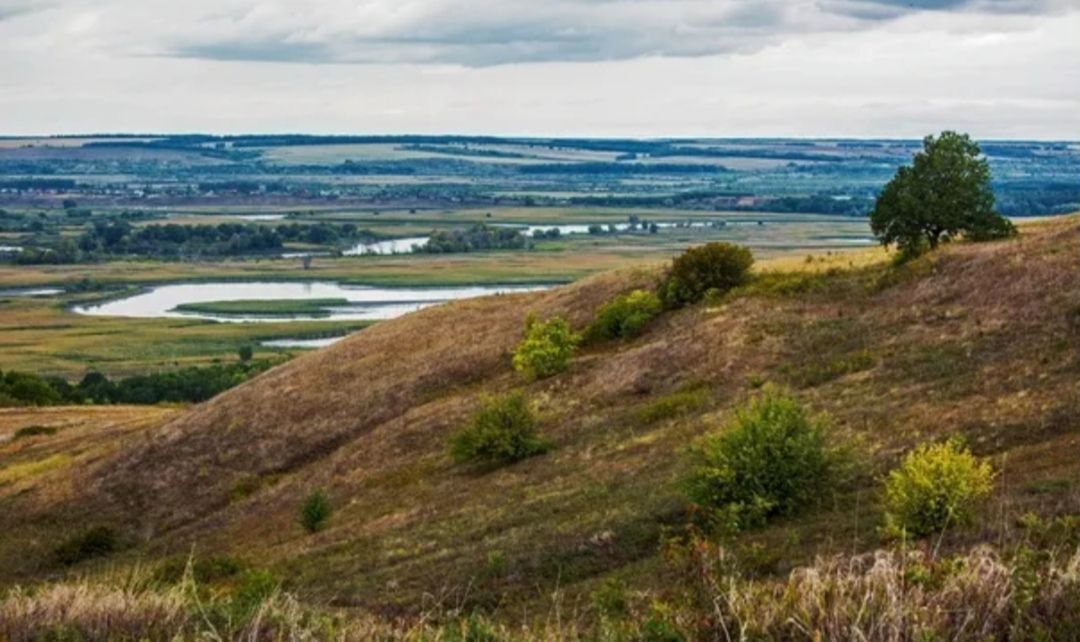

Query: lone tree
[871,131,1014,257]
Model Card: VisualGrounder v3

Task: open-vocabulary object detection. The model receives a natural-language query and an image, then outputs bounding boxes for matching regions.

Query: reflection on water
[73,281,546,323]
[236,214,287,221]
[344,236,431,255]
[0,287,63,297]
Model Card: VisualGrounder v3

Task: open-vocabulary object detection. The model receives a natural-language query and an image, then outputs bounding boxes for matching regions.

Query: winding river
[73,281,547,324]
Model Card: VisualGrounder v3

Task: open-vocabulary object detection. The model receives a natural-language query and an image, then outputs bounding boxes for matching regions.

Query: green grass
[174,298,350,316]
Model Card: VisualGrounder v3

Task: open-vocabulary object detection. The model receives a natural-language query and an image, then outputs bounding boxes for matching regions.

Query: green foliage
[231,569,280,615]
[54,526,118,566]
[449,392,551,466]
[422,223,528,254]
[0,361,275,407]
[637,604,686,642]
[591,578,631,619]
[682,390,834,531]
[0,370,62,407]
[298,489,332,533]
[512,314,579,380]
[237,345,254,362]
[883,438,994,539]
[658,242,754,309]
[871,131,1016,257]
[587,290,662,341]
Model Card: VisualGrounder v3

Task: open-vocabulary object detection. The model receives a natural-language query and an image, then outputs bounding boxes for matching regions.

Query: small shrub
[682,390,834,531]
[586,289,662,341]
[237,345,253,362]
[883,438,994,539]
[13,425,58,439]
[637,603,686,642]
[298,489,332,533]
[449,392,550,466]
[659,242,753,309]
[591,578,630,618]
[231,569,279,615]
[486,550,507,576]
[54,526,118,566]
[512,314,579,380]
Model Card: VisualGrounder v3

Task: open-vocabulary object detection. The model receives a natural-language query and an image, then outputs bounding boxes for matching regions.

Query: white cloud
[0,0,1077,136]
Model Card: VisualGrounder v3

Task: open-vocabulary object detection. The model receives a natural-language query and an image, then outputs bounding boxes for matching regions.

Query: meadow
[2,216,1080,640]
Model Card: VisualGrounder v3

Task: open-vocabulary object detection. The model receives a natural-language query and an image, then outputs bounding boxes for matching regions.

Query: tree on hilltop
[871,131,1015,258]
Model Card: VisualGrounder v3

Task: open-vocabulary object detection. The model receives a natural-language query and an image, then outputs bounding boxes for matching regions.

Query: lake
[73,281,548,323]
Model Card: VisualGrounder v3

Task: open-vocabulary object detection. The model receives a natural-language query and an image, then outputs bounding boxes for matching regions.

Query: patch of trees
[399,144,530,160]
[9,239,79,264]
[0,178,79,190]
[0,361,274,407]
[73,221,374,259]
[421,224,528,253]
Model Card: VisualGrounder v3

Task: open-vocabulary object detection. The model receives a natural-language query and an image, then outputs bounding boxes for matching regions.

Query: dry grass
[3,543,1079,641]
[2,216,1080,625]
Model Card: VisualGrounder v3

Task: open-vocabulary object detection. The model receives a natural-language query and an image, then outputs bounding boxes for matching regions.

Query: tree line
[0,360,274,407]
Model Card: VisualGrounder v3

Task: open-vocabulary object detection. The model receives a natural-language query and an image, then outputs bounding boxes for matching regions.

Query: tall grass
[4,544,1080,641]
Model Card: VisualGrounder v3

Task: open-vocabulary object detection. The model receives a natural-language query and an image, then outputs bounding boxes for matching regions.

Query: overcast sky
[1,0,1078,138]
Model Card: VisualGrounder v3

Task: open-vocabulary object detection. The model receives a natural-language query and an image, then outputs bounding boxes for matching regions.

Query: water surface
[74,281,546,323]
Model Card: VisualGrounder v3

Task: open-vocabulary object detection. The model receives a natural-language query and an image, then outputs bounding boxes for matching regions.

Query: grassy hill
[2,216,1080,639]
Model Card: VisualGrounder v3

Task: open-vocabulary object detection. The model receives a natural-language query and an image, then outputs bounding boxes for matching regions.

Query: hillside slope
[4,217,1080,614]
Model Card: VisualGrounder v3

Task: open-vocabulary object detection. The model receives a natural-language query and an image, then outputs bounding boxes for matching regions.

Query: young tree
[871,131,1015,257]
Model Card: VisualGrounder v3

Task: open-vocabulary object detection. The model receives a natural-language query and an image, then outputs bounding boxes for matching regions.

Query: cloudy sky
[1,0,1078,138]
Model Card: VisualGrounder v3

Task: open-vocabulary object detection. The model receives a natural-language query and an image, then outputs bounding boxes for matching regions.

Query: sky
[1,0,1078,139]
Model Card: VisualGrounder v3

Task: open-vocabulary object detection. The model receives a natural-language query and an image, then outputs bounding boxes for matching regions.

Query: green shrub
[659,242,753,309]
[54,526,118,566]
[682,390,833,530]
[13,425,58,439]
[591,578,630,618]
[883,438,994,539]
[587,289,663,341]
[237,345,253,362]
[449,392,550,466]
[298,489,332,533]
[512,314,579,380]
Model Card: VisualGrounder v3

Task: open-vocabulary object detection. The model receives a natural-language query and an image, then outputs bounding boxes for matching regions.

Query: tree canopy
[871,131,1015,256]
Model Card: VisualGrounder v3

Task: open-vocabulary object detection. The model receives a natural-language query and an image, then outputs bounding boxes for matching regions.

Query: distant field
[0,295,367,376]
